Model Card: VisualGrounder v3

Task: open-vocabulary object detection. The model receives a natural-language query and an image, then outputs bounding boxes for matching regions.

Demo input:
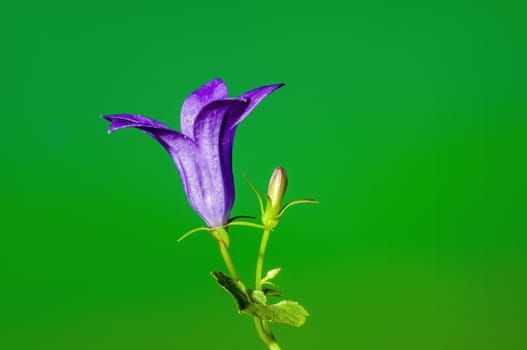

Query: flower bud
[268,167,288,211]
[263,167,288,228]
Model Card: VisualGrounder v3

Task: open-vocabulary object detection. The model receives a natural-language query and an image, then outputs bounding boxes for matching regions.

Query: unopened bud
[267,167,288,212]
[263,167,288,228]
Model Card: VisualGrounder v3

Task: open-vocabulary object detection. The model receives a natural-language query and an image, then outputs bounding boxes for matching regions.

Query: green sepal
[264,194,274,214]
[262,194,280,228]
[177,227,210,242]
[224,221,268,230]
[243,172,265,216]
[212,271,308,328]
[279,198,319,217]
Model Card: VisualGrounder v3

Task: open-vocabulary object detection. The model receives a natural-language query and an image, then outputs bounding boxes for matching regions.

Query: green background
[2,0,526,349]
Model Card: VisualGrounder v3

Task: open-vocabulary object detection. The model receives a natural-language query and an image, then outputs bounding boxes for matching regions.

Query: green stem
[213,226,280,349]
[212,227,239,281]
[254,317,281,350]
[255,229,271,290]
[254,229,281,349]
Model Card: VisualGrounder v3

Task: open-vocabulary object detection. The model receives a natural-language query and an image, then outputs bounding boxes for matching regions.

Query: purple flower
[103,78,283,228]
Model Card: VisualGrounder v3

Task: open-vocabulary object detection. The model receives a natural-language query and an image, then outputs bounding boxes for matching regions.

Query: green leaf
[248,300,309,328]
[211,271,250,310]
[262,267,281,282]
[261,267,281,288]
[251,290,267,305]
[211,271,309,328]
[263,288,282,297]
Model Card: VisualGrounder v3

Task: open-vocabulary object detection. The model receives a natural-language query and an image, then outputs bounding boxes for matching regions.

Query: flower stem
[254,317,281,350]
[254,228,281,349]
[213,226,280,349]
[255,229,271,290]
[212,227,239,281]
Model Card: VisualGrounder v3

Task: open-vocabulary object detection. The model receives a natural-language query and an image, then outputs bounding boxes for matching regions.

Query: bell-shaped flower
[103,78,283,229]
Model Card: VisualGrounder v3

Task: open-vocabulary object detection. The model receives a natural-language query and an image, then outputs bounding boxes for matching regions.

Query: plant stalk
[254,228,281,349]
[254,317,281,350]
[212,227,239,281]
[255,229,271,290]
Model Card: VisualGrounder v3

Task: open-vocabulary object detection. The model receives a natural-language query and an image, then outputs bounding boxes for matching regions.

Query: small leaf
[264,267,282,281]
[247,300,309,327]
[263,288,282,297]
[251,290,267,305]
[212,271,309,328]
[211,271,250,310]
[261,267,281,288]
[262,280,278,288]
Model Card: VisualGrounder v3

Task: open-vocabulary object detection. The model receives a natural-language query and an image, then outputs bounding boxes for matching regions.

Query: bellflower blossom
[104,79,283,228]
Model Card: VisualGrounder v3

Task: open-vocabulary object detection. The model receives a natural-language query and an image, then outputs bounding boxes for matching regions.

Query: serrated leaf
[211,271,309,327]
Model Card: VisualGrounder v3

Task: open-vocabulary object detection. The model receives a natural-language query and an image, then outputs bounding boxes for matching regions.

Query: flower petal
[180,78,228,139]
[229,83,285,129]
[104,114,174,133]
[216,84,284,214]
[191,99,250,226]
[103,114,192,157]
[103,114,207,220]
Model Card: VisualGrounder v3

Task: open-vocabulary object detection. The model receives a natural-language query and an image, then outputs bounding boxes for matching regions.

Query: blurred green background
[2,0,526,349]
